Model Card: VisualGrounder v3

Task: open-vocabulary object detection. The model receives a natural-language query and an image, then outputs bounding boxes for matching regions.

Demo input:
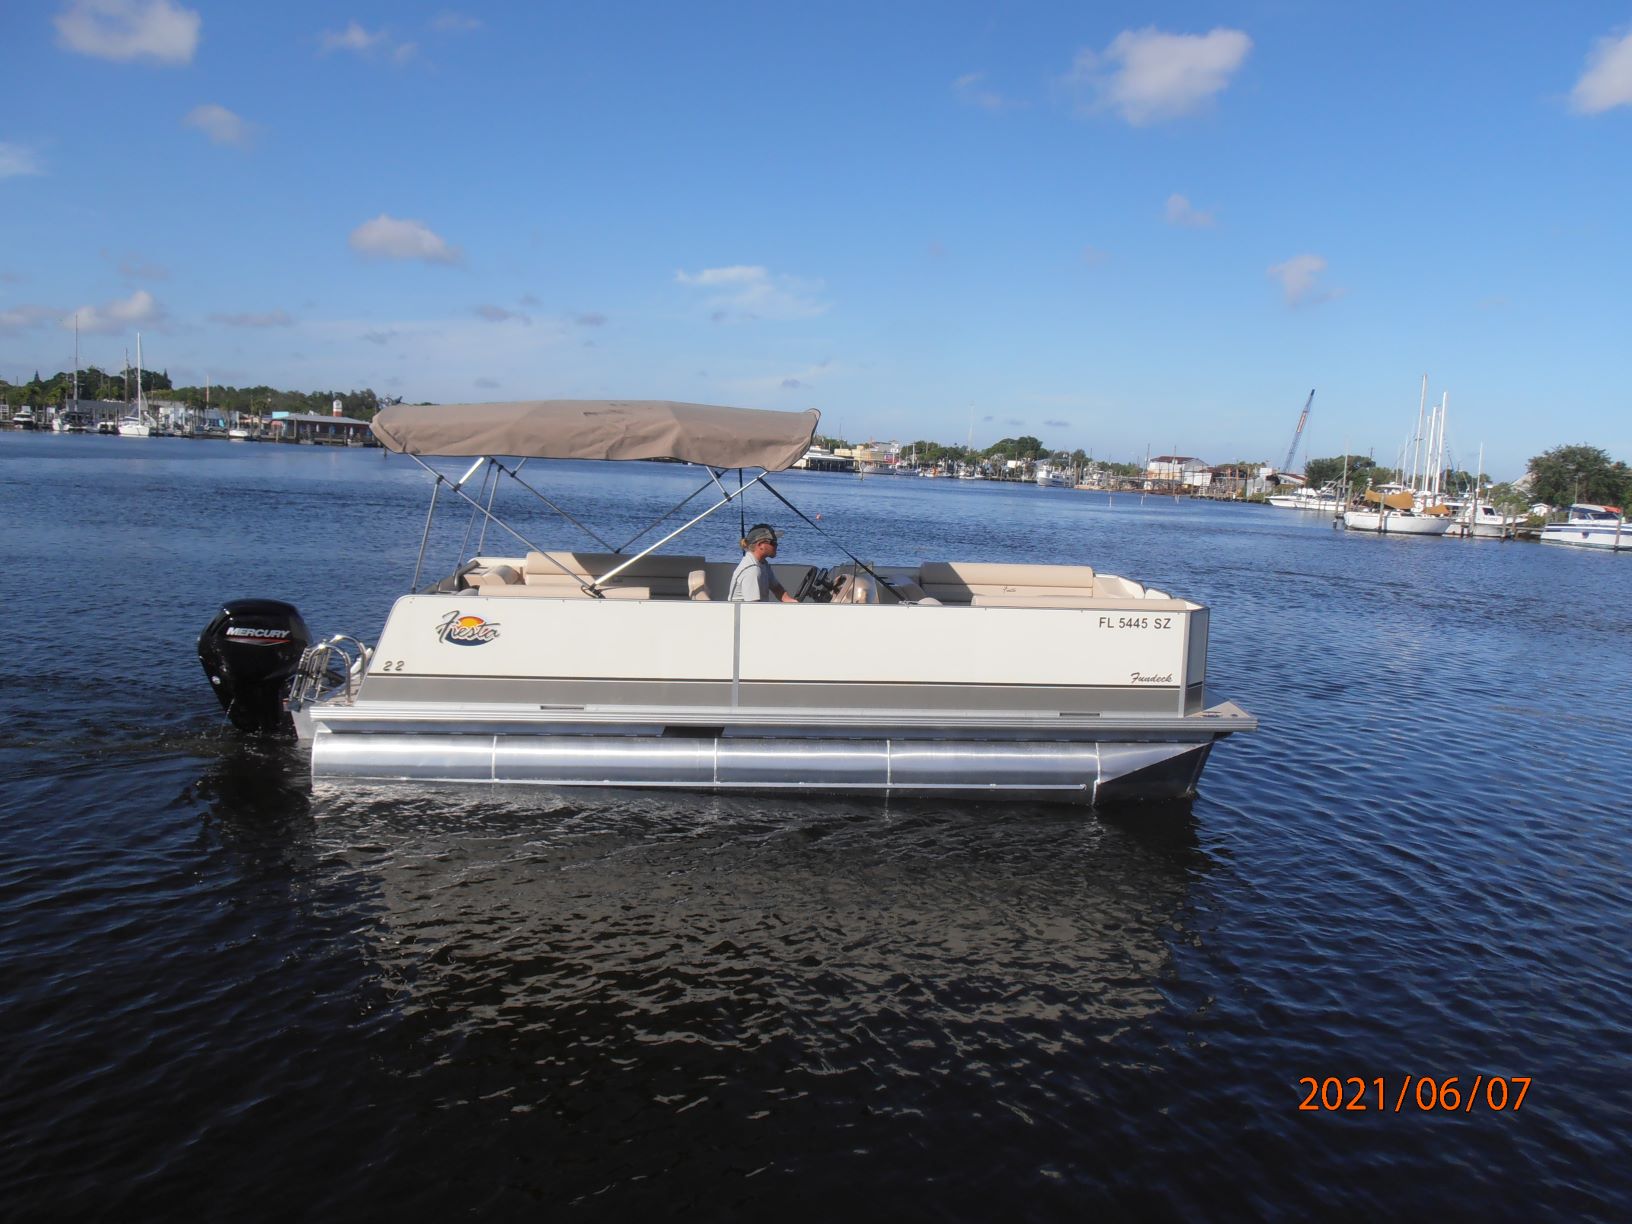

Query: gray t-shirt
[728,551,772,601]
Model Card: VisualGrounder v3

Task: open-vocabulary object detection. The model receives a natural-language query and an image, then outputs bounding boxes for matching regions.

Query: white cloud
[184,103,252,148]
[1065,27,1252,125]
[674,264,828,321]
[349,214,460,263]
[0,143,44,179]
[1164,193,1215,228]
[320,21,416,62]
[1267,254,1338,306]
[72,289,165,333]
[1570,29,1632,114]
[953,71,1024,112]
[55,0,201,65]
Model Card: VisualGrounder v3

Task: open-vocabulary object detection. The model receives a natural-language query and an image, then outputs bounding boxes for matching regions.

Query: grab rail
[292,635,371,705]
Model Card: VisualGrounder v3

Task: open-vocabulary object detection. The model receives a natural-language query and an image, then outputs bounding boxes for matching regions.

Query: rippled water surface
[2,433,1629,1220]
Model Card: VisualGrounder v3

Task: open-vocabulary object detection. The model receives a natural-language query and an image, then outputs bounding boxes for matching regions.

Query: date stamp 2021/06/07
[1298,1076,1530,1113]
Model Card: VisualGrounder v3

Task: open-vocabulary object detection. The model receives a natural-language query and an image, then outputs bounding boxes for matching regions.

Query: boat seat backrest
[521,551,704,599]
[1090,573,1157,599]
[465,563,523,588]
[917,561,1106,604]
[477,583,653,600]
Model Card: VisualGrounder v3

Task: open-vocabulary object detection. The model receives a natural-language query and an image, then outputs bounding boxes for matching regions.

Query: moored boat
[1341,484,1452,535]
[198,400,1254,807]
[1539,504,1627,551]
[1267,482,1340,511]
[1449,501,1520,539]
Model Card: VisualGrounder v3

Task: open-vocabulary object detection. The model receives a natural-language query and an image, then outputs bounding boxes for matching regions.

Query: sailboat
[958,407,985,479]
[53,314,89,432]
[117,334,153,436]
[1342,377,1452,536]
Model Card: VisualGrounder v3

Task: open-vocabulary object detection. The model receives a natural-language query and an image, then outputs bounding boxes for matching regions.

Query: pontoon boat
[199,400,1255,806]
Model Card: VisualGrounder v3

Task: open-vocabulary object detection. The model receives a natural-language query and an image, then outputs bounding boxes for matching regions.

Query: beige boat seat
[515,550,704,599]
[913,561,1165,604]
[480,583,653,599]
[918,561,1101,604]
[463,563,523,588]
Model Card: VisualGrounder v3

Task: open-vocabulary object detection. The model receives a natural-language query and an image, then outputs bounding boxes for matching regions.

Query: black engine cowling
[198,599,312,735]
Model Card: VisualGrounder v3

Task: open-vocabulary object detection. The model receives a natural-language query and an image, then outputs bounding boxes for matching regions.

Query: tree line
[9,365,1623,506]
[1,366,393,420]
[816,433,1147,476]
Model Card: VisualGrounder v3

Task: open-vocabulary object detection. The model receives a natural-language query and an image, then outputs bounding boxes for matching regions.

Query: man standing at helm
[729,523,798,602]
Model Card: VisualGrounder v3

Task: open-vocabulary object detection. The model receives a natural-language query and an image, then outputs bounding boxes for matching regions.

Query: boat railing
[292,634,371,706]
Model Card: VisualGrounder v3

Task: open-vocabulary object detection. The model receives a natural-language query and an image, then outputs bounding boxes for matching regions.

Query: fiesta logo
[437,610,501,646]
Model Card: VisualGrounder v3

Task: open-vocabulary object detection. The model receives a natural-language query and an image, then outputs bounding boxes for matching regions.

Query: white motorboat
[1266,482,1340,511]
[13,407,38,430]
[198,400,1254,807]
[1540,504,1627,551]
[1449,501,1520,539]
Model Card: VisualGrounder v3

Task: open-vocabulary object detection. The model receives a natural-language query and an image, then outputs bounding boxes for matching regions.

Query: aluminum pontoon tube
[310,732,1221,804]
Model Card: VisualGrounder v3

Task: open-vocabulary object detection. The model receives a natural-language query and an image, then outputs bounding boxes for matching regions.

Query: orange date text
[1297,1076,1530,1113]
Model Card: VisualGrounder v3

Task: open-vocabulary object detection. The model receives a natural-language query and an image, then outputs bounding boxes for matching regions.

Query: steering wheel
[793,566,832,603]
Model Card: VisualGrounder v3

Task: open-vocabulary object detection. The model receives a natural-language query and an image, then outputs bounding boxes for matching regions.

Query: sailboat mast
[136,332,145,416]
[72,313,79,405]
[1423,400,1439,499]
[1434,393,1448,497]
[1411,374,1427,493]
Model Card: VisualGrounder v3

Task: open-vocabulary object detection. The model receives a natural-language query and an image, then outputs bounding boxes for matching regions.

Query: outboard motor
[198,599,312,735]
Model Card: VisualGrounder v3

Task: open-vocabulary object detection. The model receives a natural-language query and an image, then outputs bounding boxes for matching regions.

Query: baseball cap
[744,523,780,546]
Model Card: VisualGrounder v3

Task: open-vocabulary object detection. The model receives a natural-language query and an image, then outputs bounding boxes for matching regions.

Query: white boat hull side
[309,730,1221,805]
[1540,525,1630,550]
[1342,511,1451,536]
[296,593,1251,806]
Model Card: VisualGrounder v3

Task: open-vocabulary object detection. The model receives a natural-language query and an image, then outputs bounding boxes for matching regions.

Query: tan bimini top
[370,399,821,472]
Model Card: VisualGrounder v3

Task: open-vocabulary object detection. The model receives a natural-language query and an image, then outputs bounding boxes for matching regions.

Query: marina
[3,431,1630,1219]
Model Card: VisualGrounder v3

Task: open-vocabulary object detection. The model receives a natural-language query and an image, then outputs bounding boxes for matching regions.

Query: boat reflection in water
[308,781,1206,1112]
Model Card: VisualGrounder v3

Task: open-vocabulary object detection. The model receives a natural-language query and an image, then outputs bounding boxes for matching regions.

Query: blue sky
[3,2,1630,478]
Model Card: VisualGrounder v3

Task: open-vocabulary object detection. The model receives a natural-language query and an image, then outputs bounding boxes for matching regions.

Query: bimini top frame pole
[401,454,778,598]
[589,468,771,592]
[401,452,603,596]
